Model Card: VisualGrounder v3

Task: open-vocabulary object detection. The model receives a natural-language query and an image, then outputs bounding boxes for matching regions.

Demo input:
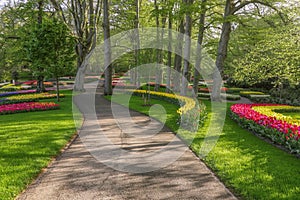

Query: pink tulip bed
[0,102,59,115]
[230,103,300,154]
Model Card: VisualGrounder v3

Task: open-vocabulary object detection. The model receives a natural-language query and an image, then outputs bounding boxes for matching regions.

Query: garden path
[17,85,237,200]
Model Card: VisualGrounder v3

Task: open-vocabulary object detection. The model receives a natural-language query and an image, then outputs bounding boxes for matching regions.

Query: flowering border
[131,90,207,130]
[0,93,64,105]
[0,90,36,97]
[230,104,300,154]
[6,93,64,101]
[0,102,59,115]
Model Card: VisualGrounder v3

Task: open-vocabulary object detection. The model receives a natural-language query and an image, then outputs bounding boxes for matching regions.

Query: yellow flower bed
[252,105,300,126]
[0,84,21,91]
[133,90,196,115]
[7,93,64,101]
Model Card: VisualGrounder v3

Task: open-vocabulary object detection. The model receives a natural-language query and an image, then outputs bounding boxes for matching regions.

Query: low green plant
[226,87,245,94]
[240,91,266,98]
[198,93,241,101]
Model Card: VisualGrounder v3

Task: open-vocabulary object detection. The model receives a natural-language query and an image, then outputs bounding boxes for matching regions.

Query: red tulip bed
[0,102,59,115]
[230,104,300,154]
[0,90,61,115]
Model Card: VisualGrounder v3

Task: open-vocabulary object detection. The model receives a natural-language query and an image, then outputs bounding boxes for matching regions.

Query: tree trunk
[103,0,112,95]
[181,0,193,96]
[73,44,87,91]
[192,0,207,95]
[173,19,185,92]
[134,0,140,87]
[211,0,233,101]
[36,75,45,93]
[154,0,162,91]
[36,0,45,93]
[166,7,173,93]
[56,76,60,102]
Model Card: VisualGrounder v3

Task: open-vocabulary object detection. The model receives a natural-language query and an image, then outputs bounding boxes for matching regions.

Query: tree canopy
[0,0,299,98]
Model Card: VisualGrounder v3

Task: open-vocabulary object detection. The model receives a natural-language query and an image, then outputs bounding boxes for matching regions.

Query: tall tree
[173,19,184,92]
[50,0,102,91]
[153,0,166,91]
[103,0,112,95]
[22,17,75,100]
[134,0,140,87]
[181,0,193,96]
[35,0,45,93]
[166,2,174,92]
[192,0,207,94]
[211,0,285,101]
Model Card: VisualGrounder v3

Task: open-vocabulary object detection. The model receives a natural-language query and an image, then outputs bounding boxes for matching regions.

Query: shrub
[240,91,265,98]
[198,93,241,101]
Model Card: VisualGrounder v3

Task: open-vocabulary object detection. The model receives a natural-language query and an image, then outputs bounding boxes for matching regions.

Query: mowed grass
[108,95,300,200]
[0,90,76,200]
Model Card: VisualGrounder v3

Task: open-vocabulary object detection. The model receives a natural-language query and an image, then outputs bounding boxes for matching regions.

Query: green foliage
[22,17,76,79]
[198,92,241,101]
[240,91,266,98]
[229,22,300,89]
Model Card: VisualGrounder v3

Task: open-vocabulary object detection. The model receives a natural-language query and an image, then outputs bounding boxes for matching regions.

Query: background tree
[22,17,75,99]
[50,0,102,91]
[181,0,193,96]
[211,0,286,101]
[103,0,112,95]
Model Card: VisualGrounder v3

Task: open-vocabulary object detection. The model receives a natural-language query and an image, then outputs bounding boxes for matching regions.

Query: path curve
[17,88,237,200]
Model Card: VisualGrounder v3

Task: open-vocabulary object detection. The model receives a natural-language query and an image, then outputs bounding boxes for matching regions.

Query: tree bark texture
[103,0,112,95]
[173,19,185,92]
[181,0,193,96]
[192,0,207,95]
[211,0,233,101]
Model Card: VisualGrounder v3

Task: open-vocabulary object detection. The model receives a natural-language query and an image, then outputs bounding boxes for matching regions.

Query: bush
[223,94,241,101]
[198,93,241,101]
[226,87,244,94]
[198,93,211,99]
[240,91,265,98]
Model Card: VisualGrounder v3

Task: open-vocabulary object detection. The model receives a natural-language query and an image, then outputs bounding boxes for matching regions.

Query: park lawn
[108,95,300,200]
[0,90,76,200]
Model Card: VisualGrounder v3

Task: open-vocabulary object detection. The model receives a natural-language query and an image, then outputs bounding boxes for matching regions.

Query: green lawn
[108,94,300,200]
[0,90,76,200]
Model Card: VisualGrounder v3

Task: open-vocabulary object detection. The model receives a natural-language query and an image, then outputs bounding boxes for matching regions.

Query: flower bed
[23,80,54,87]
[0,92,64,105]
[0,84,21,92]
[198,87,228,93]
[230,104,300,154]
[131,90,207,130]
[0,89,36,97]
[0,102,59,115]
[6,93,64,101]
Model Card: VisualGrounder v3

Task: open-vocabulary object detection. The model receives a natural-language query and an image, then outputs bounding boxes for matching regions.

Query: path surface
[17,87,237,200]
